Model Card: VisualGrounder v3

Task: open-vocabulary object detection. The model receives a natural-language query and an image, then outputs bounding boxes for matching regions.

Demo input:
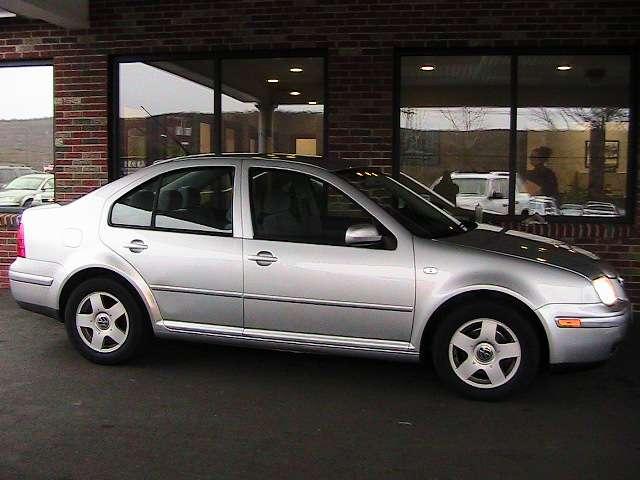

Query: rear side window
[111,178,159,227]
[110,166,234,235]
[155,168,234,233]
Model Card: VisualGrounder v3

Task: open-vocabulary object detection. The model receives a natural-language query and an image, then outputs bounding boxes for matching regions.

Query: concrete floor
[0,290,639,480]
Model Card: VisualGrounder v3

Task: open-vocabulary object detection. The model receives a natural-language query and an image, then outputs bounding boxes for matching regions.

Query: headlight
[592,276,617,306]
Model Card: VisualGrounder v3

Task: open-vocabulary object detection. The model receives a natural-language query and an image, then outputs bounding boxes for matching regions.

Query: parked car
[10,157,630,400]
[560,203,584,216]
[528,196,559,216]
[0,166,38,190]
[0,173,54,208]
[431,172,535,216]
[583,201,620,217]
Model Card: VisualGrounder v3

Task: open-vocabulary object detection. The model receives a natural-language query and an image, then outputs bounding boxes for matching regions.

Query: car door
[101,161,244,329]
[241,161,416,347]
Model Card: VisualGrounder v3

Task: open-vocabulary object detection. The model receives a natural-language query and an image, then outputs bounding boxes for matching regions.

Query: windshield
[454,178,486,195]
[4,176,43,190]
[337,169,467,239]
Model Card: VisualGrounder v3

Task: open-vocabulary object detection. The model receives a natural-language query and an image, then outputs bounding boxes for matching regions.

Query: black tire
[431,301,540,400]
[22,198,33,208]
[65,277,150,365]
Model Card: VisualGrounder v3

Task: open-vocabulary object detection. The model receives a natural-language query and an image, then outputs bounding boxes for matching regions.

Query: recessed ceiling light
[267,78,279,83]
[556,65,572,71]
[289,91,301,96]
[419,65,435,71]
[290,67,303,73]
[308,101,317,105]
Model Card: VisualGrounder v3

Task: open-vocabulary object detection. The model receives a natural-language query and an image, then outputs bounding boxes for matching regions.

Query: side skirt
[156,320,421,362]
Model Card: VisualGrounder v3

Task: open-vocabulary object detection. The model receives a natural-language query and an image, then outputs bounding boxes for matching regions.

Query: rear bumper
[537,302,631,364]
[9,258,61,320]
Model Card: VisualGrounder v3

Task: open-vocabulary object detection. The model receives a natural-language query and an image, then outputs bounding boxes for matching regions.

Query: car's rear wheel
[65,277,150,364]
[432,302,540,400]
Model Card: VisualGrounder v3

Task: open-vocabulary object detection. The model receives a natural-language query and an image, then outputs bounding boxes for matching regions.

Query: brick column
[53,54,109,203]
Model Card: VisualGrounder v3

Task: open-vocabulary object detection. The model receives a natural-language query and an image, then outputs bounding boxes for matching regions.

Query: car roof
[450,172,509,179]
[155,153,325,170]
[14,173,51,180]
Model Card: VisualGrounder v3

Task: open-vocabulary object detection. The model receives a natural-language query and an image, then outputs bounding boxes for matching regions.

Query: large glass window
[222,57,324,158]
[517,55,630,218]
[0,64,54,209]
[398,53,634,220]
[400,56,512,215]
[118,60,215,176]
[116,55,326,178]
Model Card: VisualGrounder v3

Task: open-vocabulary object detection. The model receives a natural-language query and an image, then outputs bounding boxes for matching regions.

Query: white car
[0,174,54,208]
[432,172,533,216]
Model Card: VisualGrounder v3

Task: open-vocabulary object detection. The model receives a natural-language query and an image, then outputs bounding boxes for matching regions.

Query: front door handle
[247,251,278,266]
[124,239,148,253]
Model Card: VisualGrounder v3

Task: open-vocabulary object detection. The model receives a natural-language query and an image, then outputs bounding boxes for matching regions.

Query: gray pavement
[0,289,639,479]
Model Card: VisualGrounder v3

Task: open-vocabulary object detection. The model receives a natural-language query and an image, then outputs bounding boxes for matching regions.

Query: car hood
[0,189,30,199]
[437,224,615,280]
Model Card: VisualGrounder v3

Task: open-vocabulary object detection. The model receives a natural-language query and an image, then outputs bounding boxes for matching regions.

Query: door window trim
[108,165,236,238]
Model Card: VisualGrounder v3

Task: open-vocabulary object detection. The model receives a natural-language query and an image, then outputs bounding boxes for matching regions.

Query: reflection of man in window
[526,146,559,198]
[433,170,459,205]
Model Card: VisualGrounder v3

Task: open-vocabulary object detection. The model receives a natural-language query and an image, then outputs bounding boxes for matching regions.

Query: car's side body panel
[98,159,245,327]
[239,158,416,343]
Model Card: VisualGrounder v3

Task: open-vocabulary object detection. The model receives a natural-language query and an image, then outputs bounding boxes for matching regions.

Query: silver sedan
[9,156,631,399]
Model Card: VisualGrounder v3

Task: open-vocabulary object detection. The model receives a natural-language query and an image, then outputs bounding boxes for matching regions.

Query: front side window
[338,169,466,239]
[111,167,234,234]
[249,168,386,247]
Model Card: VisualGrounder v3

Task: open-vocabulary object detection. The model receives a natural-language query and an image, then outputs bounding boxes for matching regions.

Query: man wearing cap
[526,146,559,199]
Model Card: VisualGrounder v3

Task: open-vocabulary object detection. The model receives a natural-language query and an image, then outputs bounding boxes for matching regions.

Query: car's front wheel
[65,277,150,364]
[432,302,540,400]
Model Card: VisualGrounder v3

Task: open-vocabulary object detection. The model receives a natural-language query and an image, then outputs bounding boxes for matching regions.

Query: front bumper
[537,302,631,364]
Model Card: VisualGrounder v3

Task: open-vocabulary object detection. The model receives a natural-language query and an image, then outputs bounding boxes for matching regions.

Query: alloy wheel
[448,318,521,389]
[75,292,129,353]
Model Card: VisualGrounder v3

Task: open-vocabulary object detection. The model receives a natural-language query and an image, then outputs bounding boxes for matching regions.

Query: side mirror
[345,223,382,246]
[488,191,505,200]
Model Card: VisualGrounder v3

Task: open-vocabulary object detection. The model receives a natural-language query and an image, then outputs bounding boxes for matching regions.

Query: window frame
[393,47,638,224]
[108,166,236,237]
[247,166,397,249]
[109,49,328,181]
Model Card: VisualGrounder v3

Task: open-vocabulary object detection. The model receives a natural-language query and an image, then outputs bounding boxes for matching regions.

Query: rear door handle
[247,251,278,266]
[124,239,148,253]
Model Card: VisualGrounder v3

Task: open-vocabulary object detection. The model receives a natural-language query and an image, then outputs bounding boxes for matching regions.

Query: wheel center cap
[95,313,110,330]
[475,342,495,364]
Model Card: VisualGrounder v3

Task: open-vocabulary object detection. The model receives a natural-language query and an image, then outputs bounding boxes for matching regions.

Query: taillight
[17,222,26,258]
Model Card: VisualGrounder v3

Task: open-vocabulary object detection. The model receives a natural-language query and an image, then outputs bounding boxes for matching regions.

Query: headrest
[262,182,292,213]
[158,189,182,211]
[180,186,200,209]
[128,189,155,211]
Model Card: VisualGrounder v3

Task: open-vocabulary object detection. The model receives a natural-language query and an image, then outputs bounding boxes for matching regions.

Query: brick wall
[1,0,640,300]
